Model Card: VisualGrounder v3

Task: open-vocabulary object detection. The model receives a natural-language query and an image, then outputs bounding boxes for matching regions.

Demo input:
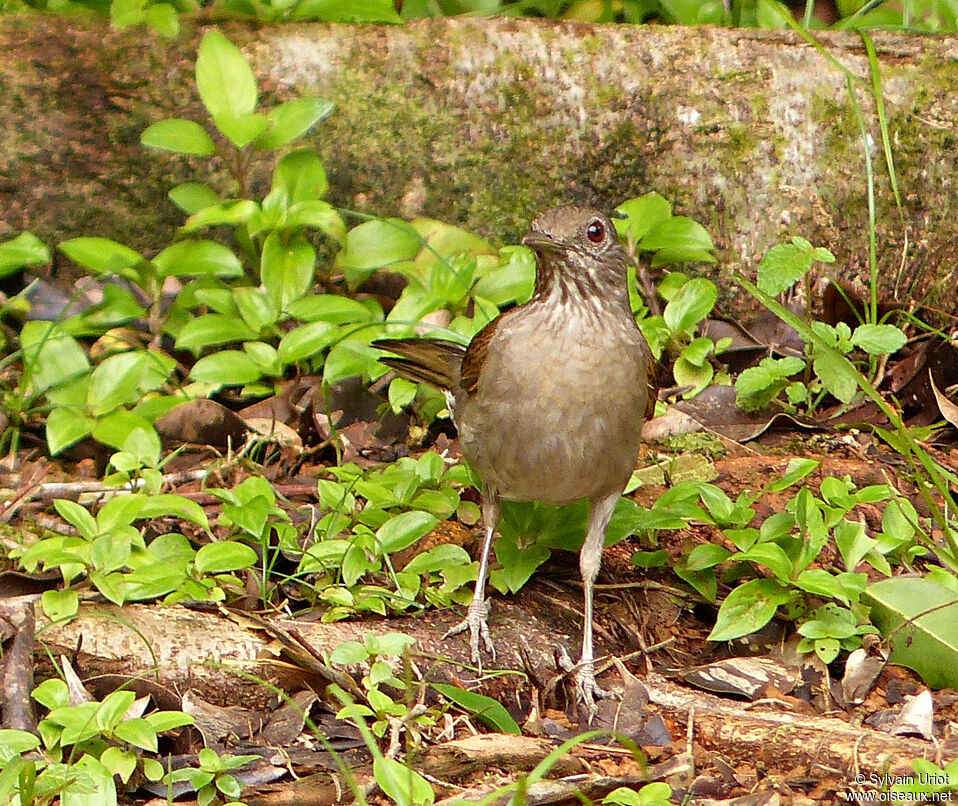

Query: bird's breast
[455,305,649,505]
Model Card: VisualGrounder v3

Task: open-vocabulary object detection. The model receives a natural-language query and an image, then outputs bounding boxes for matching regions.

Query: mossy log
[2,17,958,314]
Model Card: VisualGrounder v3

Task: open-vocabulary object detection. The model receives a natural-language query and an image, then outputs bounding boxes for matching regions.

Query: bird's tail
[371,338,467,391]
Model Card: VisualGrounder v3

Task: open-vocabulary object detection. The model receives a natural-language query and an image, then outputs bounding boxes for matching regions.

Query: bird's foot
[557,647,620,723]
[443,597,495,666]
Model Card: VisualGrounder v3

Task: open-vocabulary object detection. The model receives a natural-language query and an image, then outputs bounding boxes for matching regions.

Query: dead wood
[3,18,958,317]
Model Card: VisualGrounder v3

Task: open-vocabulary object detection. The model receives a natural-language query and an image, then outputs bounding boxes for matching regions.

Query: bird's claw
[557,647,620,723]
[443,597,495,666]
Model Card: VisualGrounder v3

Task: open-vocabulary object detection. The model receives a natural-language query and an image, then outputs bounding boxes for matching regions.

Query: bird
[372,204,655,719]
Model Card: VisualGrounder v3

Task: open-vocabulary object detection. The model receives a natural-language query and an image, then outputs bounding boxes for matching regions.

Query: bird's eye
[586,220,605,243]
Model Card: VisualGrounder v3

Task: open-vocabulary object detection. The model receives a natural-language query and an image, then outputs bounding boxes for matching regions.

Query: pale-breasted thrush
[373,204,655,718]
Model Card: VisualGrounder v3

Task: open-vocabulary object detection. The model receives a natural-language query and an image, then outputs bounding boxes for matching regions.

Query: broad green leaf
[708,578,788,641]
[813,349,858,403]
[269,149,327,206]
[757,241,812,296]
[336,218,421,279]
[139,494,210,530]
[375,511,439,553]
[864,577,958,689]
[278,321,338,364]
[181,200,258,232]
[330,640,369,665]
[261,232,316,312]
[113,719,158,752]
[153,240,243,278]
[196,31,257,120]
[256,97,334,150]
[144,2,178,36]
[58,238,142,276]
[234,286,279,332]
[194,541,258,574]
[324,340,379,383]
[736,543,793,581]
[614,192,672,243]
[663,277,717,334]
[431,683,521,734]
[372,756,434,806]
[20,321,90,394]
[0,232,50,277]
[402,544,471,574]
[140,119,216,155]
[88,352,148,415]
[292,0,403,21]
[90,411,155,452]
[175,314,258,353]
[286,200,346,243]
[286,294,377,324]
[640,215,714,253]
[684,543,731,571]
[46,408,95,455]
[54,499,98,538]
[168,182,220,214]
[213,111,268,148]
[851,323,907,355]
[493,533,551,594]
[190,351,264,385]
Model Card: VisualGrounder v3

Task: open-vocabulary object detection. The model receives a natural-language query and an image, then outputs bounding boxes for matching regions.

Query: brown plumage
[373,205,656,720]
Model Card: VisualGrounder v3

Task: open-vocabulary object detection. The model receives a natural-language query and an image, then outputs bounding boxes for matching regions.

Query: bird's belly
[457,345,645,504]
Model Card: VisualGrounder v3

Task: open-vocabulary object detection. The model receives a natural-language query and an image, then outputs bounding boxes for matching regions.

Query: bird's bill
[521,231,563,253]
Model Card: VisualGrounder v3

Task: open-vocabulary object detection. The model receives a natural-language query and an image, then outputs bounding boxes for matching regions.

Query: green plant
[0,679,194,806]
[615,193,726,397]
[735,235,906,413]
[162,747,260,806]
[603,782,673,806]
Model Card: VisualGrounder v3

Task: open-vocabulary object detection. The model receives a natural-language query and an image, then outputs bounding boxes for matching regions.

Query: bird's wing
[371,338,466,391]
[459,315,503,396]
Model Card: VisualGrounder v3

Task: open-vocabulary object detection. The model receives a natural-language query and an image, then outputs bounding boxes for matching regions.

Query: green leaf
[286,294,376,324]
[196,31,257,120]
[113,719,158,752]
[175,314,259,353]
[213,111,269,148]
[708,578,789,641]
[278,321,338,364]
[190,351,265,385]
[88,352,148,415]
[42,588,79,622]
[493,532,551,594]
[850,323,907,355]
[20,321,90,394]
[181,200,258,232]
[144,2,178,36]
[153,240,243,278]
[736,543,793,581]
[168,182,220,214]
[431,683,521,734]
[256,97,334,150]
[372,756,434,806]
[91,411,156,452]
[402,544,471,574]
[734,356,805,411]
[141,119,216,155]
[614,192,672,243]
[139,494,210,530]
[58,237,142,276]
[864,577,958,689]
[330,640,369,665]
[292,0,403,22]
[229,287,276,333]
[324,340,379,383]
[286,200,346,243]
[672,356,713,396]
[336,218,421,281]
[261,232,316,312]
[663,277,717,334]
[46,407,95,455]
[269,149,328,206]
[0,232,50,277]
[640,216,714,253]
[684,543,732,570]
[813,349,858,403]
[757,241,812,296]
[375,511,439,553]
[194,541,258,574]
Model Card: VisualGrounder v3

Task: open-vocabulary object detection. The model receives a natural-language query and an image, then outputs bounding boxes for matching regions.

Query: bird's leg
[575,491,622,721]
[443,488,500,667]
